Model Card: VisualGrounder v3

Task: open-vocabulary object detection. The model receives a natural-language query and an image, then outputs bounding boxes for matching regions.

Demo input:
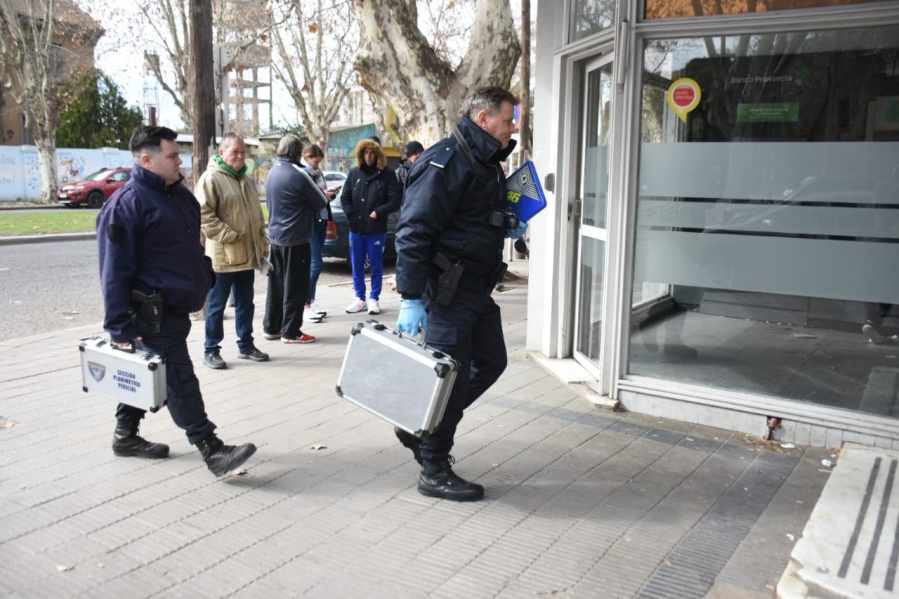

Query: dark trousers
[204,269,256,355]
[264,243,311,339]
[419,277,507,461]
[116,310,216,445]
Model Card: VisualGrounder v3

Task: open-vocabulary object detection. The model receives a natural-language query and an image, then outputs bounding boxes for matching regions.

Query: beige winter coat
[196,161,269,273]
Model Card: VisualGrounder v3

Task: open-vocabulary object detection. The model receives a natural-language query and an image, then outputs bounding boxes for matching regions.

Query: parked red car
[57,167,132,208]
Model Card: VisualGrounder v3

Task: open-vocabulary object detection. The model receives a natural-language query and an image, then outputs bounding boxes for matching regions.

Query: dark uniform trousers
[115,309,217,445]
[264,243,311,339]
[420,274,507,461]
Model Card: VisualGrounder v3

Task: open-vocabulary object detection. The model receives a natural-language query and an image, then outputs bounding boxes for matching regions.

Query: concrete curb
[0,232,96,245]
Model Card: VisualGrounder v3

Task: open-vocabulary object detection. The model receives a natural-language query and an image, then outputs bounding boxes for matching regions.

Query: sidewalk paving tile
[0,281,848,598]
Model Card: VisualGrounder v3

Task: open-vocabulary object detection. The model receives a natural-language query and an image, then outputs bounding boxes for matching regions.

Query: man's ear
[475,109,490,128]
[139,152,152,168]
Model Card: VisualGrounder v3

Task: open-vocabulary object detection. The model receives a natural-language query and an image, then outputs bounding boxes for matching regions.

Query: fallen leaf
[765,584,775,591]
[96,563,104,568]
[57,564,74,572]
[793,333,817,339]
[232,468,247,476]
[310,443,326,450]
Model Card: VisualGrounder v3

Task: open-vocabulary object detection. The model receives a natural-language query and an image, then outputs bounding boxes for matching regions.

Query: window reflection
[570,0,616,42]
[645,0,886,20]
[629,25,899,418]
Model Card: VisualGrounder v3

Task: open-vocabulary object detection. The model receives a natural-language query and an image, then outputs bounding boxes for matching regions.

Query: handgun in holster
[432,253,465,307]
[490,262,509,290]
[130,290,164,334]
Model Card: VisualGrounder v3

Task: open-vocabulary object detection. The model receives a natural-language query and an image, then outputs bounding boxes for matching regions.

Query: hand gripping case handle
[366,320,452,378]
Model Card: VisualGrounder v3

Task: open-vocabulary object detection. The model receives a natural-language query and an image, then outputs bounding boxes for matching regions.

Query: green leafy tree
[57,67,143,149]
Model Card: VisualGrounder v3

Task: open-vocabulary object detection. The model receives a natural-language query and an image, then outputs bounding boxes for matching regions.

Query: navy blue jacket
[395,116,517,298]
[340,163,402,235]
[266,156,328,247]
[97,164,214,342]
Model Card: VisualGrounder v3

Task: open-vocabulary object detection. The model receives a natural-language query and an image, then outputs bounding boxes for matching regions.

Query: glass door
[573,56,614,375]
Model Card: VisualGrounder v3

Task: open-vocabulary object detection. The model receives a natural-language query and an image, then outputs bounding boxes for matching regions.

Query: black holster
[489,262,508,289]
[432,253,465,307]
[130,290,164,334]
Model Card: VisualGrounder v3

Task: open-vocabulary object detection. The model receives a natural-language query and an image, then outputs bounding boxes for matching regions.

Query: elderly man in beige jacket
[196,133,270,370]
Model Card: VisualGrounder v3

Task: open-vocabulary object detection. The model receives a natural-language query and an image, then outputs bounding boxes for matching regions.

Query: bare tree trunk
[36,139,58,204]
[519,0,531,156]
[353,0,520,144]
[190,0,215,184]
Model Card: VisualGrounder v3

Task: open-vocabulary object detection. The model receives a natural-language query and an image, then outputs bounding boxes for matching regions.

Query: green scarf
[213,153,247,179]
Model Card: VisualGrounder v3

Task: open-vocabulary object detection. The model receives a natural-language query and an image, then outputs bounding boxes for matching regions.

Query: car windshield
[83,169,114,182]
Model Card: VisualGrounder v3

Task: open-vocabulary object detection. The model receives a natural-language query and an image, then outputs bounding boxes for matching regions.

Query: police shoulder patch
[106,223,125,243]
[428,147,455,169]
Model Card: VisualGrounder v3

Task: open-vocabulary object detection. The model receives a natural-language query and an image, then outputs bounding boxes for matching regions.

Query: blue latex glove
[396,299,427,336]
[506,220,528,239]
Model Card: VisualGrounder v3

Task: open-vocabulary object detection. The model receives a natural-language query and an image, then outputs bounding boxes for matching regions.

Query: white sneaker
[346,298,367,313]
[304,308,322,323]
[367,299,381,315]
[310,301,327,316]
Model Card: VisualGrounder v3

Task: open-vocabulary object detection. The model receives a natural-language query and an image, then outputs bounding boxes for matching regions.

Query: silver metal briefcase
[336,321,458,435]
[79,336,167,412]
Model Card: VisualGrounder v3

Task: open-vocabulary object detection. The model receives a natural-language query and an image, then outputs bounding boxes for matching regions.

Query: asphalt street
[0,238,374,342]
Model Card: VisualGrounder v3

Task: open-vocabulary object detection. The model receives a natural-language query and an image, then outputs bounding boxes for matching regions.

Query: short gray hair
[277,134,303,158]
[219,132,245,152]
[460,86,519,120]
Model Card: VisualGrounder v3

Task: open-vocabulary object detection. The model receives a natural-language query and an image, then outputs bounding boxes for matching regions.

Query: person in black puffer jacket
[339,138,402,315]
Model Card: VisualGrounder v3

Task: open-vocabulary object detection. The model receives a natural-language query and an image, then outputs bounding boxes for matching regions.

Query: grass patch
[0,204,270,237]
[0,210,100,236]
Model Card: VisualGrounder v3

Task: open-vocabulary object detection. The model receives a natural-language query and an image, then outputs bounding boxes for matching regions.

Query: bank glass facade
[628,24,899,418]
[532,0,899,445]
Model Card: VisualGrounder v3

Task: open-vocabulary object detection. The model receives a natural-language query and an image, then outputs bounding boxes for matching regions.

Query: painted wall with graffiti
[0,147,195,202]
[326,124,376,174]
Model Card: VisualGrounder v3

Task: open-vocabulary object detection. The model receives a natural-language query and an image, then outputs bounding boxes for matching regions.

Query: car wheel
[87,191,105,208]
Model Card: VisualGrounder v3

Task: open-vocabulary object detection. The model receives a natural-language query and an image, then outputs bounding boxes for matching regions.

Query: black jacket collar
[456,116,517,165]
[132,163,184,193]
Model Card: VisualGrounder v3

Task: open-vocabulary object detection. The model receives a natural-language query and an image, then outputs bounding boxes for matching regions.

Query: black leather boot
[418,457,484,502]
[394,427,422,465]
[112,420,169,459]
[196,434,257,477]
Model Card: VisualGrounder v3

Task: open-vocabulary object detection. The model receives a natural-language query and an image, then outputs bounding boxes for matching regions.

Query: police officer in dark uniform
[97,125,257,477]
[394,87,527,501]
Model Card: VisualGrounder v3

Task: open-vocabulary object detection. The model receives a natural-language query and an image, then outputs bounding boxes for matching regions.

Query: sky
[79,0,535,132]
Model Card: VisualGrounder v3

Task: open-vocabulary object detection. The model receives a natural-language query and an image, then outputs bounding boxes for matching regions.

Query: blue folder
[505,161,547,223]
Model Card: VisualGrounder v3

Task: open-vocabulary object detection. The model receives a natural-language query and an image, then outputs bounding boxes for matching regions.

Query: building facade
[530,0,899,447]
[0,0,103,146]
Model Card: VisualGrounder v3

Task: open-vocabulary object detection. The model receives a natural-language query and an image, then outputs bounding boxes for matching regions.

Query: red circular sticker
[672,86,695,107]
